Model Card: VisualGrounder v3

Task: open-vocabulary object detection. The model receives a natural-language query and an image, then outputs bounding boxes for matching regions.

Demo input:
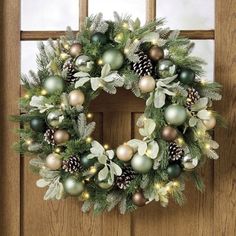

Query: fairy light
[87,113,93,119]
[205,143,210,149]
[134,38,139,43]
[25,139,32,145]
[41,89,47,96]
[97,59,103,65]
[55,147,61,153]
[60,52,69,60]
[177,137,184,145]
[122,22,129,28]
[201,79,207,85]
[86,137,92,143]
[146,149,152,156]
[172,181,179,187]
[124,48,129,54]
[82,191,90,200]
[155,183,161,190]
[64,43,70,50]
[152,39,157,45]
[104,144,109,150]
[166,186,171,192]
[24,94,30,99]
[89,166,97,174]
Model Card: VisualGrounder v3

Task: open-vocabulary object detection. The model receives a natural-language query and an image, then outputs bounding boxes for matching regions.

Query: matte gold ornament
[53,130,70,145]
[203,116,216,130]
[161,126,178,142]
[68,90,85,106]
[46,153,62,170]
[116,144,133,162]
[148,45,164,61]
[69,43,82,57]
[138,75,156,93]
[181,154,199,171]
[132,191,147,207]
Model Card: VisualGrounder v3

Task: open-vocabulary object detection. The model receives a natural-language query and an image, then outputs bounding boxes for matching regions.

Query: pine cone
[62,155,81,173]
[63,59,78,83]
[44,128,55,145]
[186,87,200,110]
[132,51,153,76]
[116,166,136,190]
[168,142,184,161]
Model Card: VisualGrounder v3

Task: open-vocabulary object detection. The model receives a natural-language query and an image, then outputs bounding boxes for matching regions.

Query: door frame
[0,0,235,235]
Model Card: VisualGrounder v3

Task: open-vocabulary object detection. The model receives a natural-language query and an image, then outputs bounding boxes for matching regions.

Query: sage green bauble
[46,109,64,128]
[75,55,94,72]
[131,154,153,174]
[157,59,176,78]
[167,164,182,179]
[30,117,46,132]
[91,32,108,44]
[102,49,124,70]
[164,104,187,126]
[80,155,96,168]
[63,176,84,196]
[179,68,195,85]
[43,76,64,94]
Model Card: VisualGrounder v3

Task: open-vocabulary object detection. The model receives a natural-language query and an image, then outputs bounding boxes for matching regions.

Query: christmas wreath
[14,13,224,214]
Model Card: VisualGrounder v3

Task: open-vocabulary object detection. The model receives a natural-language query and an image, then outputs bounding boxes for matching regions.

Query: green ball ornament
[30,117,46,132]
[91,32,108,44]
[179,68,195,84]
[43,76,64,94]
[164,104,187,126]
[46,109,64,128]
[167,164,182,179]
[75,55,94,73]
[63,176,84,196]
[102,49,124,70]
[157,59,176,78]
[131,154,153,174]
[80,155,96,168]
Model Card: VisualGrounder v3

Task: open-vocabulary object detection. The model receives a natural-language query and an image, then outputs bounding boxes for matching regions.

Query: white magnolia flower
[136,115,156,137]
[74,64,124,94]
[29,95,54,113]
[87,141,122,184]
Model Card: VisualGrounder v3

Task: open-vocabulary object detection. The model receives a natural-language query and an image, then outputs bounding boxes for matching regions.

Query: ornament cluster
[15,12,223,214]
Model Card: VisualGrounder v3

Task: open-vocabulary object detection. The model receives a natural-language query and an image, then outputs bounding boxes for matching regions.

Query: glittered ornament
[46,153,62,170]
[69,43,82,57]
[179,68,195,85]
[91,32,108,44]
[167,164,182,179]
[62,155,81,173]
[63,176,84,196]
[116,144,133,162]
[131,154,153,174]
[181,154,199,171]
[164,104,187,126]
[148,45,164,61]
[53,130,70,145]
[46,109,64,128]
[132,191,147,207]
[203,116,216,130]
[75,55,94,73]
[132,51,153,76]
[43,76,64,94]
[116,166,136,190]
[102,48,124,70]
[68,89,85,106]
[44,128,55,145]
[168,142,184,161]
[161,126,178,142]
[30,117,46,132]
[138,75,156,93]
[157,59,176,78]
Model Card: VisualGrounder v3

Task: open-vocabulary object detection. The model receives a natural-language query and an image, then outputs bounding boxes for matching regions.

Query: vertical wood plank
[146,0,156,22]
[214,0,236,235]
[0,0,20,235]
[79,0,89,29]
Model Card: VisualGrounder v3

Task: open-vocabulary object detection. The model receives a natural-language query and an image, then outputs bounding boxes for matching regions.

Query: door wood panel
[0,0,236,235]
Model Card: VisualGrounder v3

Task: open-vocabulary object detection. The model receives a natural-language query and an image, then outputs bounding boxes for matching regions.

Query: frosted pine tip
[41,89,47,95]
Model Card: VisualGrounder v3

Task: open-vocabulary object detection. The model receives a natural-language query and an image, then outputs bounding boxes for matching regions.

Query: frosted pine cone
[186,87,200,109]
[168,142,184,161]
[44,128,55,145]
[62,155,81,173]
[63,59,78,83]
[116,166,136,190]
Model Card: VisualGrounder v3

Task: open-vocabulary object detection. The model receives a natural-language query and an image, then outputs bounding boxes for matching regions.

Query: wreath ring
[15,12,223,214]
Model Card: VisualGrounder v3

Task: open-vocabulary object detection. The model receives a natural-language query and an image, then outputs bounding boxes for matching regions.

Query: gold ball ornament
[53,130,70,145]
[203,116,216,130]
[116,144,133,162]
[138,75,156,93]
[68,90,85,106]
[148,45,164,61]
[69,43,82,57]
[132,191,147,207]
[161,126,178,142]
[46,153,62,170]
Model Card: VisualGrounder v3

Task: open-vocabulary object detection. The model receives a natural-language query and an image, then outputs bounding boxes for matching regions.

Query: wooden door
[0,0,235,235]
